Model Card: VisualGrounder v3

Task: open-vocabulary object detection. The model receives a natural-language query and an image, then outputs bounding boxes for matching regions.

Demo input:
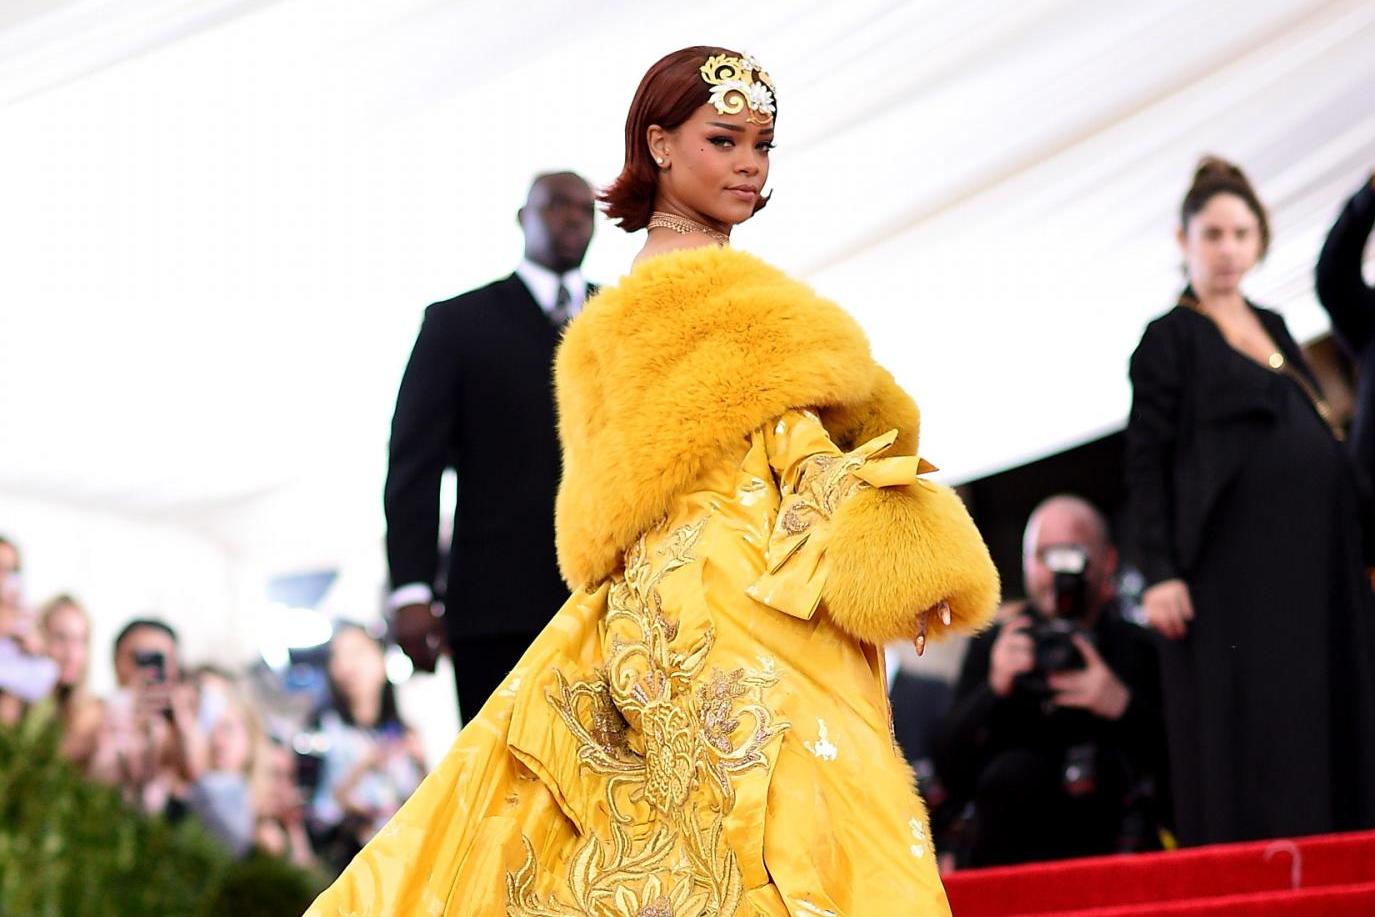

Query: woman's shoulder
[601,245,787,298]
[1132,305,1196,360]
[1141,303,1202,336]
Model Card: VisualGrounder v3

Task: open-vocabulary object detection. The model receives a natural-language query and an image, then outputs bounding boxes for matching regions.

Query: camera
[1013,545,1090,698]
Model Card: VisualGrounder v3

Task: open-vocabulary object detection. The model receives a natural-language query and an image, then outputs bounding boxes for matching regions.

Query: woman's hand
[1143,578,1194,640]
[914,599,952,656]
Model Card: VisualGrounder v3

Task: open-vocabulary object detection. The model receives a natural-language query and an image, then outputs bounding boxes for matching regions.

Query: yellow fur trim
[555,246,922,588]
[821,483,1001,642]
[819,366,920,457]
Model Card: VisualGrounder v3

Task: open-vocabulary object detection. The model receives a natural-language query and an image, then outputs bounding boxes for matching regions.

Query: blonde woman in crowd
[38,594,103,764]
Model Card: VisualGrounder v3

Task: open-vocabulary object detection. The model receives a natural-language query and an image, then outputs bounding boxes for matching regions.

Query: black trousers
[450,633,538,725]
[967,748,1125,867]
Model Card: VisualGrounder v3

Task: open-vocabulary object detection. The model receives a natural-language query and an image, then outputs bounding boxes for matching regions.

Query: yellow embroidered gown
[307,247,999,916]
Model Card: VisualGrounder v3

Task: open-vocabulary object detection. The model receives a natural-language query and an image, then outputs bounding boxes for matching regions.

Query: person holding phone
[87,619,207,817]
[308,624,424,873]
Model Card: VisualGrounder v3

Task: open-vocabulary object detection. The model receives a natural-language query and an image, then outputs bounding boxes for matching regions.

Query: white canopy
[2,0,1373,673]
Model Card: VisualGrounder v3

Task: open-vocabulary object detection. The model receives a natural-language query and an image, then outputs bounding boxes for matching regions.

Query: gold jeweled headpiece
[700,52,776,124]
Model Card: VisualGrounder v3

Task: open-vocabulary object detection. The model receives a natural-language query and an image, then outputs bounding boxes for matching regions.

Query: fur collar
[554,245,920,588]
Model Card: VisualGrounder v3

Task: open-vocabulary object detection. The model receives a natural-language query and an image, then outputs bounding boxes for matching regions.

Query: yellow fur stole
[555,246,926,590]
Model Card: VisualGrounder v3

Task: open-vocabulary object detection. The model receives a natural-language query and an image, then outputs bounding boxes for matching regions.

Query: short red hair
[600,46,774,232]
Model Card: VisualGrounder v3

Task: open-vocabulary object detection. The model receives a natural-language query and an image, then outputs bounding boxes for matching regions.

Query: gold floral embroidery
[547,668,635,764]
[746,424,936,623]
[507,517,789,916]
[778,452,870,536]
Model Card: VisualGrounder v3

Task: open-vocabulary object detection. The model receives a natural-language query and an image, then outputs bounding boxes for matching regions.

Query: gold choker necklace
[647,211,730,245]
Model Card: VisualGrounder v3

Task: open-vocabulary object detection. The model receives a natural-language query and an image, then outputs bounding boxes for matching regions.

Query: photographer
[934,496,1167,866]
[87,619,208,817]
[308,624,423,873]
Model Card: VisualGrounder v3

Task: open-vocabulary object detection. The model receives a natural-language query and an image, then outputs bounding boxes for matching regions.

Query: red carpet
[943,831,1375,916]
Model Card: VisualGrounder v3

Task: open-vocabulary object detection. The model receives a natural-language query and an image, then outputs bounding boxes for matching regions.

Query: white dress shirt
[513,258,588,319]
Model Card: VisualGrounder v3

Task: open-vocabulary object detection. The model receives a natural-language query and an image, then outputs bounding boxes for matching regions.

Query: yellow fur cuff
[819,482,1001,645]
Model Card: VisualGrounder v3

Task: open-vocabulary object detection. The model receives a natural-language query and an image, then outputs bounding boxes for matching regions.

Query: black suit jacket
[384,274,582,640]
[1125,298,1324,585]
[1316,180,1375,545]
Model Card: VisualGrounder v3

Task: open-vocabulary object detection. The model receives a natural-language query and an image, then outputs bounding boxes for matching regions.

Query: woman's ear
[646,124,670,169]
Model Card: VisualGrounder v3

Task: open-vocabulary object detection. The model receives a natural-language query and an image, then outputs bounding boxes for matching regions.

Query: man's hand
[1143,578,1194,640]
[1048,634,1131,720]
[391,602,445,673]
[988,614,1035,697]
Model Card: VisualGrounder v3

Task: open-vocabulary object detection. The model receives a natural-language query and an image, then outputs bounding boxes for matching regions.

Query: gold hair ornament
[700,53,775,124]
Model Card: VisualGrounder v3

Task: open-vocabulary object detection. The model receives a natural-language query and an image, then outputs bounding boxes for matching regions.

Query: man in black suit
[385,171,595,724]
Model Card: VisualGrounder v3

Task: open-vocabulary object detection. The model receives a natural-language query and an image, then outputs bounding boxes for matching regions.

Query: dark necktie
[550,281,573,328]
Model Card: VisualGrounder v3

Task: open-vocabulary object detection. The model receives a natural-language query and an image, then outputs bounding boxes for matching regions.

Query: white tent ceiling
[3,0,1374,577]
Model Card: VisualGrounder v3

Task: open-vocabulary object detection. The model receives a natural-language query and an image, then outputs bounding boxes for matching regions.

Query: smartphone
[131,649,173,718]
[132,649,167,683]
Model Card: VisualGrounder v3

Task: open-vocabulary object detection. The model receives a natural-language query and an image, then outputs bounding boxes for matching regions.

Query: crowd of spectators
[0,533,420,880]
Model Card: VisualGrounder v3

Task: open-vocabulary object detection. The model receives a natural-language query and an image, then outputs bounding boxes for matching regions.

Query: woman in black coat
[1126,157,1375,847]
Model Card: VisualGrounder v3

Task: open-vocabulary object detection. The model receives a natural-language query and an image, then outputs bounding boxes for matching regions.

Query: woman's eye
[756,142,775,153]
[709,136,733,148]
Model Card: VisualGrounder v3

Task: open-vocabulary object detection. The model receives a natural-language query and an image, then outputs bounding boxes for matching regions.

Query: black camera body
[1013,544,1091,699]
[1013,616,1087,698]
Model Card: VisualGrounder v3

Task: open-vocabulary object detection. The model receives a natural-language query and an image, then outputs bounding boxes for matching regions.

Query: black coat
[1124,300,1325,586]
[384,275,575,640]
[1125,296,1375,845]
[1316,179,1375,552]
[934,602,1167,807]
[932,601,1168,862]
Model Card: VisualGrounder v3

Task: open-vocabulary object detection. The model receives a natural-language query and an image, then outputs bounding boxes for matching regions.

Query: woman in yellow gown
[308,46,999,916]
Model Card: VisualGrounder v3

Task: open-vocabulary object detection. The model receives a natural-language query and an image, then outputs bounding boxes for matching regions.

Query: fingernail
[916,633,926,656]
[940,604,952,627]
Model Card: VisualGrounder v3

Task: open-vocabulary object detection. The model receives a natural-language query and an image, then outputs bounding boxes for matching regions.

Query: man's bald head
[1023,495,1110,561]
[1022,494,1118,620]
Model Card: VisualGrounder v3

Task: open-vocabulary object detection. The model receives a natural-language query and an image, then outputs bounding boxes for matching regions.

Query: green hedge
[0,713,324,917]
